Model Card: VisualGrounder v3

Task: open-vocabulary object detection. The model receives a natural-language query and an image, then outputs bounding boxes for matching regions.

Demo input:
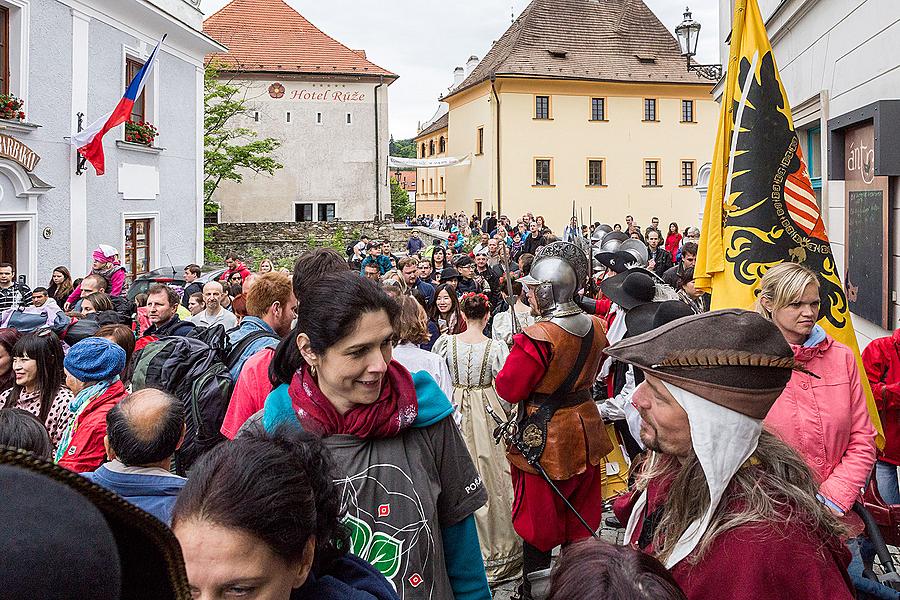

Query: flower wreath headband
[461,292,490,305]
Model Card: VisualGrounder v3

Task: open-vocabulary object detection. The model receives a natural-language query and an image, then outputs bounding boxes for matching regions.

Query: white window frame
[316,202,336,222]
[122,39,159,142]
[293,202,313,222]
[1,0,29,113]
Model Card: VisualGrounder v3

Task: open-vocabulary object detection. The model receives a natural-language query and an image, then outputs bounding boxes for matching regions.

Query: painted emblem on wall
[268,82,285,99]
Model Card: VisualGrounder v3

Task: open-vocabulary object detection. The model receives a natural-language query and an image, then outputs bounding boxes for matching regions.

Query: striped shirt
[0,282,32,311]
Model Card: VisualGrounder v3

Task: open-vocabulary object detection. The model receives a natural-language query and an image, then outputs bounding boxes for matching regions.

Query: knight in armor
[495,241,612,599]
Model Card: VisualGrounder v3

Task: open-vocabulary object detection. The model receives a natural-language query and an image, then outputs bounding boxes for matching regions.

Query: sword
[485,402,600,540]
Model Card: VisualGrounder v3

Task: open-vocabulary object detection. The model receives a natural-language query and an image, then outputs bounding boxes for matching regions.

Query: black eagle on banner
[722,51,848,330]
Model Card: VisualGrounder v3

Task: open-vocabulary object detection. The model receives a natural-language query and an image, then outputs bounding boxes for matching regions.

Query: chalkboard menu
[844,122,890,328]
[846,190,887,326]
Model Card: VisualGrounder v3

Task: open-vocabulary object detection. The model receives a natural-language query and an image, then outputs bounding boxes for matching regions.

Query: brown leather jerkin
[507,316,613,480]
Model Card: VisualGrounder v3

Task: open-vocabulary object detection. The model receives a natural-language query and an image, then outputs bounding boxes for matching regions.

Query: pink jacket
[66,266,126,304]
[764,333,876,512]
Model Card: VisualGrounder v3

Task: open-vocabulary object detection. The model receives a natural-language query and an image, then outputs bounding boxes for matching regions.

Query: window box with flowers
[124,120,158,146]
[0,94,25,121]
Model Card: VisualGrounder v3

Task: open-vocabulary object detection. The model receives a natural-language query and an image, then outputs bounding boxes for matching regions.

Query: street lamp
[675,7,723,81]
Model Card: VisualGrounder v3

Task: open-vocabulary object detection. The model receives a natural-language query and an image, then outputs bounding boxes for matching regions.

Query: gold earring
[309,364,317,377]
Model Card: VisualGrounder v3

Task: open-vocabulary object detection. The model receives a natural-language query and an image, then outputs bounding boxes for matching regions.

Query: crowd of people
[0,214,897,600]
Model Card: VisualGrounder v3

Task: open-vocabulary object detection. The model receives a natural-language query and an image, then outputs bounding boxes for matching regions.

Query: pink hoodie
[66,265,126,305]
[764,332,876,512]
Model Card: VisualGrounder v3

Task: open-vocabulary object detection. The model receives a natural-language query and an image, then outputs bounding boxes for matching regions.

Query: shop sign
[0,134,39,171]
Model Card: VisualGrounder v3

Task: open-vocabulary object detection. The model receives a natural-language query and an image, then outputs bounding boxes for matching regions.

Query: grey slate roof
[445,0,710,99]
[416,113,449,139]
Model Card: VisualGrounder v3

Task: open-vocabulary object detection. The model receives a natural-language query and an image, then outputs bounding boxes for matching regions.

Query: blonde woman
[756,262,875,517]
[432,292,521,585]
[257,258,274,274]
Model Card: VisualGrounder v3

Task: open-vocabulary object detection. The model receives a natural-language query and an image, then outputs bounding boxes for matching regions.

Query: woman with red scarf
[261,273,491,600]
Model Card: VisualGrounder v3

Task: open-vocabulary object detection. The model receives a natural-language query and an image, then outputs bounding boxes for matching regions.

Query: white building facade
[0,0,218,287]
[203,0,397,224]
[719,0,900,345]
[210,75,392,223]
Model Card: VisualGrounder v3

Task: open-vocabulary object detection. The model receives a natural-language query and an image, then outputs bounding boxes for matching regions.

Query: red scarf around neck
[288,361,418,438]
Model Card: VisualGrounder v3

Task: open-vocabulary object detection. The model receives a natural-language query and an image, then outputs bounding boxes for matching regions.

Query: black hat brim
[600,268,658,310]
[595,250,642,274]
[624,300,695,338]
[0,447,190,599]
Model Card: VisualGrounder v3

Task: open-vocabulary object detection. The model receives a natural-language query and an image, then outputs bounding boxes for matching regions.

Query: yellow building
[413,113,449,216]
[443,0,717,232]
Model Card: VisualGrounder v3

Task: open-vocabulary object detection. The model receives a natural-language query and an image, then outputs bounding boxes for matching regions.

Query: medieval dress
[432,334,522,584]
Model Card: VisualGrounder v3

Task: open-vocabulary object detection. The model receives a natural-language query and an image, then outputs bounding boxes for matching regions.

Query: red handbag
[862,476,900,546]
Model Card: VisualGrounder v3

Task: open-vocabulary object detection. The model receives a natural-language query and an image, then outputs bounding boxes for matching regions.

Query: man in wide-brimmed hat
[495,241,612,599]
[610,309,854,600]
[596,301,693,459]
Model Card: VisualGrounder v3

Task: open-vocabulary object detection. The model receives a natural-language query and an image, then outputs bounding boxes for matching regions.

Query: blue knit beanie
[64,338,126,383]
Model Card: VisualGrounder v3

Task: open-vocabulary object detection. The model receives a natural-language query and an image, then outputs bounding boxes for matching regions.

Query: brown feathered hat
[605,308,797,419]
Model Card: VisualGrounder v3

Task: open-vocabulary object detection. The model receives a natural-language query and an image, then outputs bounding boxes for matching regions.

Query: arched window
[439,136,446,153]
[420,143,426,158]
[429,140,435,156]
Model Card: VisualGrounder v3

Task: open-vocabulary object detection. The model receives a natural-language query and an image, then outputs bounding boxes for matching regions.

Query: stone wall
[206,220,447,266]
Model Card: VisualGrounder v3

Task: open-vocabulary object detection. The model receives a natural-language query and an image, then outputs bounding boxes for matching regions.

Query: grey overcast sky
[199,0,719,140]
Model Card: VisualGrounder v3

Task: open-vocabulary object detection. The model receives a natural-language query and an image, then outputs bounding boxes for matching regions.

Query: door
[0,222,16,266]
[124,218,152,284]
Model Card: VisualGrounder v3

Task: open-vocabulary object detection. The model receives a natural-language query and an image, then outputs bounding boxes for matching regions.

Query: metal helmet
[618,239,649,267]
[599,231,629,253]
[518,241,589,319]
[591,224,613,243]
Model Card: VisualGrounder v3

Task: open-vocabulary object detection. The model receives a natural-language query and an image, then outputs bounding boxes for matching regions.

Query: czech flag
[73,34,166,175]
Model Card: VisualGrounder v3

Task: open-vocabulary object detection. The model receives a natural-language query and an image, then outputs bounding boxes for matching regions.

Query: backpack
[131,331,233,475]
[224,329,280,373]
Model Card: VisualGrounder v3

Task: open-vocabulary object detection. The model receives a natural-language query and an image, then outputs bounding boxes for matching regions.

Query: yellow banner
[695,0,884,445]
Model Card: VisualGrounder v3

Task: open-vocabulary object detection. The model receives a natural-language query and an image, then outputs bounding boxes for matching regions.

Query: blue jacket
[295,554,399,600]
[406,237,424,255]
[413,278,435,305]
[226,316,280,380]
[83,461,186,525]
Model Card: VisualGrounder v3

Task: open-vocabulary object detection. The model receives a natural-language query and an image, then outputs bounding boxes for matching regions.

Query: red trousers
[510,463,603,552]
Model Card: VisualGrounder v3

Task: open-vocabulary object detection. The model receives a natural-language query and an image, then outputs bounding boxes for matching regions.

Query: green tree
[204,62,283,215]
[389,136,417,159]
[390,177,413,220]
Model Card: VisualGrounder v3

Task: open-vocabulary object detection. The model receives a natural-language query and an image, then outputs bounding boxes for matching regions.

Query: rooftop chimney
[466,55,480,76]
[453,66,465,88]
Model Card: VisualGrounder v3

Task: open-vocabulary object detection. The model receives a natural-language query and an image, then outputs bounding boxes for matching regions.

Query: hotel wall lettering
[264,81,370,103]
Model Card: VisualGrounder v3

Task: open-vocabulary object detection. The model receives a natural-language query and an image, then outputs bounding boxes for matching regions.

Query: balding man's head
[202,280,225,311]
[105,388,184,467]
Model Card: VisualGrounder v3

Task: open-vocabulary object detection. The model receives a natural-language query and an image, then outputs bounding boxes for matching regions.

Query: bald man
[190,280,238,330]
[83,388,186,524]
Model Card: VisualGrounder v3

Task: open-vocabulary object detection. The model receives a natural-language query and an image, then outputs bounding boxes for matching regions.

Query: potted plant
[0,94,25,121]
[124,120,158,146]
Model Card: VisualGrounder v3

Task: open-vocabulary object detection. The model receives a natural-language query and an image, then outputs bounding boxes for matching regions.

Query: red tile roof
[446,0,709,99]
[204,0,396,78]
